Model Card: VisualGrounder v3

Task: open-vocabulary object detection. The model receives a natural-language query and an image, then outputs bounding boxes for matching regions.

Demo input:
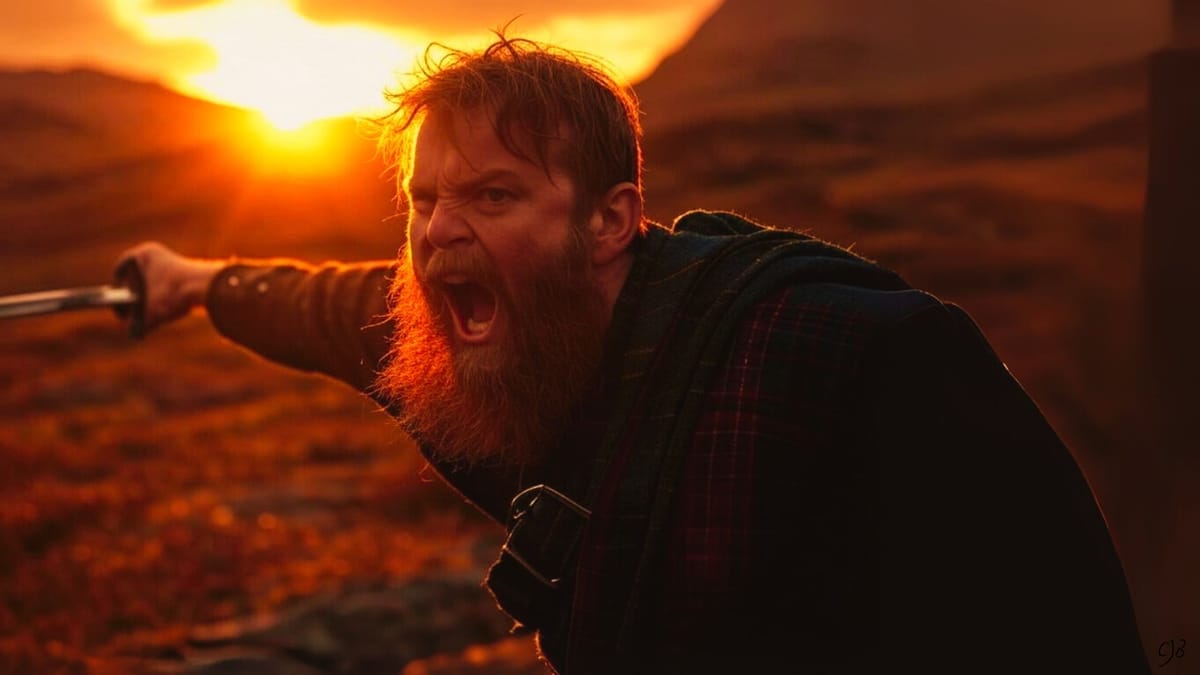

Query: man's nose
[425,203,474,250]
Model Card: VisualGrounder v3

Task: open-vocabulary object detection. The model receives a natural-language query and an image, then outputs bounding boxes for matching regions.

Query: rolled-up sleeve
[206,259,396,394]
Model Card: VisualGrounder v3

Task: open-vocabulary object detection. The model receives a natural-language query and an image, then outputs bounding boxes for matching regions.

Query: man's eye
[478,188,512,204]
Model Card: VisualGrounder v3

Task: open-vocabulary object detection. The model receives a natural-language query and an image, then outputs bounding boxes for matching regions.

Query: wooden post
[1139,1,1200,668]
[1175,0,1200,47]
[1144,0,1200,458]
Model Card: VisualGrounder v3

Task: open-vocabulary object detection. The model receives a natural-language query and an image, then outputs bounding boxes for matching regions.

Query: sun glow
[111,0,422,130]
[235,113,346,175]
[104,0,724,133]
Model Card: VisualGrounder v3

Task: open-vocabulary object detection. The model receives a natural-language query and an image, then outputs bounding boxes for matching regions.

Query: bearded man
[117,36,1151,675]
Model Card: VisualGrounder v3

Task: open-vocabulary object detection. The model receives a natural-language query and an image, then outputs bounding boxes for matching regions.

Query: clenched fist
[113,242,225,337]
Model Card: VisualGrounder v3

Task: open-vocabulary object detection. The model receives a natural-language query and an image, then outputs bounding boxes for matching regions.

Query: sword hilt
[113,257,147,340]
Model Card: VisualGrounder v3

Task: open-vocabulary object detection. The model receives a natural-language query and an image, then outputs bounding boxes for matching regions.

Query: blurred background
[0,0,1195,672]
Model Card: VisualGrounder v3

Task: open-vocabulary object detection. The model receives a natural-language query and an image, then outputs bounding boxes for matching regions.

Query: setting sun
[233,112,361,177]
[103,0,719,131]
[112,0,422,129]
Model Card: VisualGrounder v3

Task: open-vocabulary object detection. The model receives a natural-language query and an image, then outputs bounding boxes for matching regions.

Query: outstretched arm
[115,242,396,394]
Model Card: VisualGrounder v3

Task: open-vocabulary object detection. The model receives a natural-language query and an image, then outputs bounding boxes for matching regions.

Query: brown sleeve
[205,259,396,394]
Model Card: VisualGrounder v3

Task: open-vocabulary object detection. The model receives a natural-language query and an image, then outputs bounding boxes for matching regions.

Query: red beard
[373,228,608,468]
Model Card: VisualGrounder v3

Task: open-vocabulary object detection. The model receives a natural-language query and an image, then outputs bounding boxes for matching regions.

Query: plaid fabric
[556,213,925,673]
[557,216,1147,675]
[565,284,894,673]
[659,287,850,625]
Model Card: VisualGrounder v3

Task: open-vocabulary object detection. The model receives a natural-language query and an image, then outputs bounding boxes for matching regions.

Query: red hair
[373,31,644,223]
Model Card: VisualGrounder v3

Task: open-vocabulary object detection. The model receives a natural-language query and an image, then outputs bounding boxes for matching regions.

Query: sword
[1,257,147,337]
[0,285,139,319]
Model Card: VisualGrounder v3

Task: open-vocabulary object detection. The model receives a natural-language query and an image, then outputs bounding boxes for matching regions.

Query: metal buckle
[508,483,590,525]
[501,484,591,589]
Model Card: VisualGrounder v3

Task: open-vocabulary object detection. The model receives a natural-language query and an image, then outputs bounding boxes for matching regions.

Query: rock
[159,574,515,674]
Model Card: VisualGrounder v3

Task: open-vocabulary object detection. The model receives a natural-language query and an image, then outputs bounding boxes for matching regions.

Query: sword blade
[0,285,138,319]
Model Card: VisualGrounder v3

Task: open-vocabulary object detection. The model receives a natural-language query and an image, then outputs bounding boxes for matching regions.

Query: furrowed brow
[442,168,523,195]
[404,175,435,204]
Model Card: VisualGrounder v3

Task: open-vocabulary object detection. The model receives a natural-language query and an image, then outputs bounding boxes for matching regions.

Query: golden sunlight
[105,0,722,131]
[239,112,342,173]
[111,0,423,130]
[535,3,721,84]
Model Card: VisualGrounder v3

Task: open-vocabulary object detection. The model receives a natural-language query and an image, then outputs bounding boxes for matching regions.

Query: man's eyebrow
[404,167,524,203]
[404,177,434,201]
[442,167,524,193]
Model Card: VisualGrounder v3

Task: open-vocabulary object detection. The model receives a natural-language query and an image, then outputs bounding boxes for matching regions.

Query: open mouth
[439,275,498,343]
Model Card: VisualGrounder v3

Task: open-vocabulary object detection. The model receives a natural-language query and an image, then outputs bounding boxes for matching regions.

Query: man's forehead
[413,114,507,171]
[415,109,496,151]
[409,109,565,185]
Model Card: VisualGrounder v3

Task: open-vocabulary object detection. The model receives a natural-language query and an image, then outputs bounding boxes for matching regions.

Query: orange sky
[0,1,1176,132]
[0,0,722,129]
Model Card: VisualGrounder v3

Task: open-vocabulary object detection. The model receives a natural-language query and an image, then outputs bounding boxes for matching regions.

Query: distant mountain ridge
[635,0,1166,130]
[0,66,393,294]
[0,66,238,130]
[0,67,253,176]
[0,98,87,135]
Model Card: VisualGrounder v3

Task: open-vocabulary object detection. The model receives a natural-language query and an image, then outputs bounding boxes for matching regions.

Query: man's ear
[587,182,642,266]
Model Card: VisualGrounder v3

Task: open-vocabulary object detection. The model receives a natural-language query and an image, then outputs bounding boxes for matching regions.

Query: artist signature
[1158,639,1186,667]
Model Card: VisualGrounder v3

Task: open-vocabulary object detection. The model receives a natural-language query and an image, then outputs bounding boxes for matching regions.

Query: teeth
[466,318,489,335]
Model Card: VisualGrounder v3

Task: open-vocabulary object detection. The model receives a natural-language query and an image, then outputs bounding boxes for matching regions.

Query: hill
[0,68,397,295]
[634,0,1165,129]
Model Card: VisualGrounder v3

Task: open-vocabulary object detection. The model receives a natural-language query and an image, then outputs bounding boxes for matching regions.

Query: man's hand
[114,242,225,336]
